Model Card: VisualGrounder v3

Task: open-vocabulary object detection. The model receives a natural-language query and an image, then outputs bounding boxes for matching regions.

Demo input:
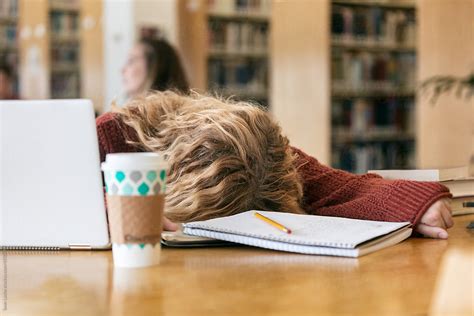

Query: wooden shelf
[331,38,415,53]
[208,11,269,23]
[0,44,17,52]
[332,0,415,9]
[332,130,415,143]
[211,87,268,100]
[0,16,18,24]
[332,87,415,98]
[49,1,80,12]
[51,63,80,73]
[51,92,79,99]
[208,49,268,59]
[50,34,80,45]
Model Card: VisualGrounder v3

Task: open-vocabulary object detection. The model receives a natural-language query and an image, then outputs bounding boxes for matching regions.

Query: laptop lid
[0,99,110,249]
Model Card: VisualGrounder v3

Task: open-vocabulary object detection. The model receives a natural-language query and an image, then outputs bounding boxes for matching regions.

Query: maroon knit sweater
[96,112,451,225]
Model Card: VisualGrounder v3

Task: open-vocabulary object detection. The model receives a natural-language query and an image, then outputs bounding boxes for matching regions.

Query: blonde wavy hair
[114,91,303,222]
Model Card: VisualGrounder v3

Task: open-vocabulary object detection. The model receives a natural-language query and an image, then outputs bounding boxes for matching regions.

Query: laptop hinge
[69,244,92,250]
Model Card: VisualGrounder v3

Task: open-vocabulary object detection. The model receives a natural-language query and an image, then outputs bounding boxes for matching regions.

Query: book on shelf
[0,0,18,18]
[183,210,412,258]
[0,24,17,48]
[208,20,268,53]
[331,50,416,90]
[208,0,271,15]
[333,142,414,174]
[331,4,416,46]
[332,98,415,135]
[51,46,79,65]
[51,72,80,98]
[50,10,79,37]
[208,59,268,98]
[0,1,17,47]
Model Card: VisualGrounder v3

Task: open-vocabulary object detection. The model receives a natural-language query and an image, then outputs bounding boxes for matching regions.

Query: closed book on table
[368,166,469,182]
[183,211,412,258]
[441,179,474,198]
[450,196,474,216]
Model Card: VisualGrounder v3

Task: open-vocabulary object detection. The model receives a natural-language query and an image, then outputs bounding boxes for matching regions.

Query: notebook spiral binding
[0,246,61,251]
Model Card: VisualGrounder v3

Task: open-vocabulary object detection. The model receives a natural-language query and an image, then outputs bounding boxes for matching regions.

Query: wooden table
[2,215,473,316]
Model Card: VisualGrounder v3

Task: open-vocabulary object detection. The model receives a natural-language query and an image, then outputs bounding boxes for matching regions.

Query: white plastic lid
[101,152,168,171]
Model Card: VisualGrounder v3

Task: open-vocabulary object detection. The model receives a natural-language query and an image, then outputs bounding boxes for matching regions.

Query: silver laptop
[0,99,110,250]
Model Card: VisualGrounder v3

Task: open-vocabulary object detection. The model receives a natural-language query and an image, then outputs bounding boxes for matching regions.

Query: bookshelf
[18,0,102,109]
[330,0,417,173]
[49,0,81,99]
[271,0,472,169]
[206,0,271,107]
[0,0,19,96]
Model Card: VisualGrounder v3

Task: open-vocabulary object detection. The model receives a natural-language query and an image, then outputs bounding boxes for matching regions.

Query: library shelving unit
[205,0,271,107]
[49,0,81,98]
[0,0,19,95]
[330,0,417,173]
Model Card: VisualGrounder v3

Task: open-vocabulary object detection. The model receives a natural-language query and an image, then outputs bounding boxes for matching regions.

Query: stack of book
[369,166,474,216]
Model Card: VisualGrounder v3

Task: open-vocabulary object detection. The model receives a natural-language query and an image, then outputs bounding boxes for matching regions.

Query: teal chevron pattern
[104,169,167,196]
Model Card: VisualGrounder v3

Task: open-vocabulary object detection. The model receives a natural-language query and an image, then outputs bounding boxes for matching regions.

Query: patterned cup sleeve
[104,169,167,196]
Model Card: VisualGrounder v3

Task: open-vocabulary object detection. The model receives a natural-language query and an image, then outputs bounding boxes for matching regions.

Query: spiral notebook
[183,211,412,258]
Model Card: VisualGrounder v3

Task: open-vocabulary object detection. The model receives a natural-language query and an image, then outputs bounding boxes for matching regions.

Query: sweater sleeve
[96,112,143,163]
[292,147,452,225]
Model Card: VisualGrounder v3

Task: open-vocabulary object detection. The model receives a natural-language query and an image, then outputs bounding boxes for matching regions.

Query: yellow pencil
[254,212,292,234]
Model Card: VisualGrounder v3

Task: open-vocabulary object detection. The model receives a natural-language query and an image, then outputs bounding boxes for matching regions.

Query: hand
[163,217,179,231]
[415,198,453,239]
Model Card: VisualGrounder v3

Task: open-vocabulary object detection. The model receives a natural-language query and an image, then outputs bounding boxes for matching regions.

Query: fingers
[416,199,454,239]
[415,223,448,239]
[420,205,446,229]
[440,203,454,228]
[163,217,179,231]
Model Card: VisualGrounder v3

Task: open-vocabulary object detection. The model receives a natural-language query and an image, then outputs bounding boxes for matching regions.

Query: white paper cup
[102,153,168,268]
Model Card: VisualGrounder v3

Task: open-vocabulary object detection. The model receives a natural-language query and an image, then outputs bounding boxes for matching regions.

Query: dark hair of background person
[139,38,190,94]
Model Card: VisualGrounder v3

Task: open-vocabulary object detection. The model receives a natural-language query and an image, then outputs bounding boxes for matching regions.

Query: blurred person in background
[0,63,16,99]
[121,37,189,101]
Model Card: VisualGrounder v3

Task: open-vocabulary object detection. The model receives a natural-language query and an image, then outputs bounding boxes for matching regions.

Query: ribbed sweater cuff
[384,181,452,224]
